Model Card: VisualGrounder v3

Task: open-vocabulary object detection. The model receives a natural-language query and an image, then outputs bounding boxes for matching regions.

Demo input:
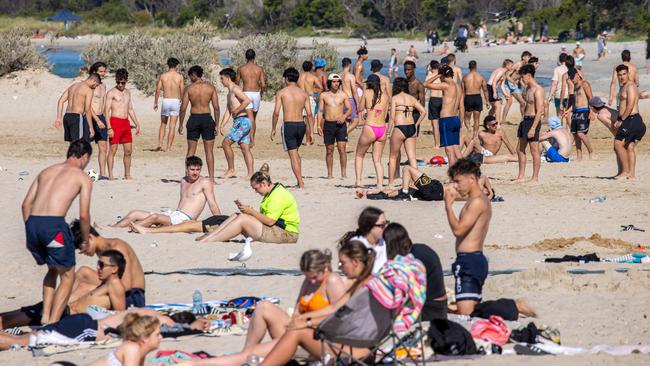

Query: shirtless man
[404,60,425,130]
[236,49,266,142]
[549,53,569,124]
[486,59,513,123]
[111,156,221,228]
[540,116,572,163]
[354,47,369,100]
[462,115,517,164]
[609,50,640,106]
[55,73,99,142]
[564,68,595,160]
[515,64,544,183]
[426,60,443,147]
[272,67,314,188]
[298,61,323,118]
[388,48,400,79]
[105,68,141,180]
[154,57,184,152]
[613,64,646,179]
[573,42,585,70]
[425,65,462,166]
[21,140,92,324]
[88,62,108,179]
[340,57,360,130]
[317,74,352,178]
[178,67,219,180]
[371,59,392,98]
[502,51,531,123]
[314,58,329,92]
[445,53,463,83]
[461,60,490,136]
[444,158,492,315]
[218,68,253,178]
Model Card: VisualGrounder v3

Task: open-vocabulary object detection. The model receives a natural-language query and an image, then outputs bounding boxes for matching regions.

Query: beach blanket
[31,338,120,357]
[605,253,650,263]
[145,297,280,314]
[511,342,650,356]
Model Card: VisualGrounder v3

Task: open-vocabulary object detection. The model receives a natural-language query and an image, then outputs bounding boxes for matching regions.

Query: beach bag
[470,315,511,346]
[428,319,478,355]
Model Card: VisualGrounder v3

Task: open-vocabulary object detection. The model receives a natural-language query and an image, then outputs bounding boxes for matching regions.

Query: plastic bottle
[192,288,203,314]
[589,196,606,203]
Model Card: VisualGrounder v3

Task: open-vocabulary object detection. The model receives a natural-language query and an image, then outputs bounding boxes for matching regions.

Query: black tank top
[606,107,619,122]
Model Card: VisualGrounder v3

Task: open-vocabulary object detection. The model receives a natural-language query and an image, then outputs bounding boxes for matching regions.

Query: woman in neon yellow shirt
[198,170,299,243]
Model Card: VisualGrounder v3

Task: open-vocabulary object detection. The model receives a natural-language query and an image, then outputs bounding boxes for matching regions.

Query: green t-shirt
[259,183,300,234]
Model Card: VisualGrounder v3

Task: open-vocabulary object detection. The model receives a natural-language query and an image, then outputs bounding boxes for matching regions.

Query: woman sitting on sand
[340,206,388,273]
[354,74,390,189]
[89,313,161,366]
[387,78,426,187]
[198,170,299,244]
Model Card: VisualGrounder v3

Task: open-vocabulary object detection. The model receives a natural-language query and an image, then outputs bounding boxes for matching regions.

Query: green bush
[82,0,129,24]
[0,28,46,77]
[129,10,154,27]
[184,17,217,41]
[308,39,339,73]
[229,32,298,100]
[83,31,219,96]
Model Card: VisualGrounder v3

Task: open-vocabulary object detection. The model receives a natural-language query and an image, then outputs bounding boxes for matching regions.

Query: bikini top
[395,105,412,116]
[298,275,330,313]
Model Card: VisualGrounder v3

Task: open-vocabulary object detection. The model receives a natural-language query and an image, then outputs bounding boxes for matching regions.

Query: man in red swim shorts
[105,68,141,180]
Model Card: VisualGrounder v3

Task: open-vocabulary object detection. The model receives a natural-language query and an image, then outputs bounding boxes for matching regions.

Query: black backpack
[428,319,478,355]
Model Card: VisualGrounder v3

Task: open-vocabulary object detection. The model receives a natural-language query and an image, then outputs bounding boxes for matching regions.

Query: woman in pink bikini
[354,74,390,189]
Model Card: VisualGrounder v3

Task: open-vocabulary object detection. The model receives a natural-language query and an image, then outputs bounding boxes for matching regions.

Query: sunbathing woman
[388,78,426,187]
[198,170,300,244]
[354,74,390,190]
[88,313,161,366]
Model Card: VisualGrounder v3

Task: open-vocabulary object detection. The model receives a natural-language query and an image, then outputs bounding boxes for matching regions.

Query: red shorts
[109,117,132,144]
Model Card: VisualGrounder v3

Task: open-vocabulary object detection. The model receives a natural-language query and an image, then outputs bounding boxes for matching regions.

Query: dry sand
[0,40,649,365]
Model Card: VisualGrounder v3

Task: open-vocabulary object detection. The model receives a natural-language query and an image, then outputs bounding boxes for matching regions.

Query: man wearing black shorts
[426,60,443,146]
[613,64,646,179]
[130,214,231,234]
[515,64,544,183]
[179,65,220,179]
[317,74,352,178]
[461,60,489,136]
[272,67,315,188]
[55,73,100,142]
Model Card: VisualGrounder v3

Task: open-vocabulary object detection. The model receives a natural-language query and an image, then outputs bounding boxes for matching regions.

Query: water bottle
[192,288,203,314]
[589,196,606,203]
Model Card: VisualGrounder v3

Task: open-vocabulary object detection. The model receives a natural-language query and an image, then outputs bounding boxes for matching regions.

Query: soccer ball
[87,169,99,182]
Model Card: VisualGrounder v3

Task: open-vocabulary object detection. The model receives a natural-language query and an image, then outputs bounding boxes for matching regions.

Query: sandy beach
[0,39,649,365]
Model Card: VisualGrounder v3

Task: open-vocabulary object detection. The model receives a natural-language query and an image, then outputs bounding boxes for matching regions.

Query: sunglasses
[97,260,115,269]
[374,220,390,229]
[116,81,127,85]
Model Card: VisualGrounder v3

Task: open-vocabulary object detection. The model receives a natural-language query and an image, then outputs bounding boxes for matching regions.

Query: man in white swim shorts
[236,49,266,145]
[154,57,185,152]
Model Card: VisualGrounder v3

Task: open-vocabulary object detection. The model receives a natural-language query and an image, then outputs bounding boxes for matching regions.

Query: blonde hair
[118,313,160,342]
[299,249,332,273]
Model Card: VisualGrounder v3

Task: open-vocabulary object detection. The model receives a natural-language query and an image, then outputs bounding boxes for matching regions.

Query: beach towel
[145,297,280,314]
[31,338,120,357]
[152,350,214,364]
[605,253,650,264]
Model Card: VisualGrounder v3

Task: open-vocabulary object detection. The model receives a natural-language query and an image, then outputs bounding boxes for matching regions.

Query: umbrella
[47,9,82,31]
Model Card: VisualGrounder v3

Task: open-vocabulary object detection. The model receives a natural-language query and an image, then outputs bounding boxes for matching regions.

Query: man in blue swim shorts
[424,64,462,166]
[502,51,531,123]
[22,140,93,325]
[219,67,255,178]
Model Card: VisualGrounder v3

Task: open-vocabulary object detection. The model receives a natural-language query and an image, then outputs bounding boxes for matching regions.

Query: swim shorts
[20,301,71,326]
[39,314,98,343]
[570,108,590,134]
[260,224,299,244]
[125,288,146,308]
[439,116,461,147]
[309,93,319,116]
[156,209,192,225]
[452,251,489,302]
[244,91,261,112]
[486,84,501,102]
[25,215,75,269]
[109,116,132,144]
[187,113,216,141]
[161,98,181,117]
[226,116,252,145]
[505,79,521,94]
[345,97,359,120]
[282,121,306,151]
[63,113,90,142]
[545,146,569,163]
[323,121,348,145]
[615,114,646,145]
[202,215,230,232]
[428,97,443,120]
[554,98,568,113]
[411,174,443,201]
[464,94,483,112]
[92,114,108,143]
[517,116,541,141]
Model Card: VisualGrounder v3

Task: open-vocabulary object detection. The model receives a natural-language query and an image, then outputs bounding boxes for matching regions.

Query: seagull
[228,237,253,262]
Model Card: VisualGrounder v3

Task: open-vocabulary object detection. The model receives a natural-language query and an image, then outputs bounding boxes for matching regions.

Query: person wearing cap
[612,64,645,179]
[573,42,585,70]
[313,58,329,93]
[589,96,620,135]
[339,57,361,131]
[563,67,595,160]
[298,61,324,119]
[539,116,571,163]
[370,59,392,98]
[608,50,640,106]
[317,73,352,179]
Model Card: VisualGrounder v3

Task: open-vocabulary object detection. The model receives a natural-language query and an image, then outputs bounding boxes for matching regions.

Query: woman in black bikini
[387,78,426,187]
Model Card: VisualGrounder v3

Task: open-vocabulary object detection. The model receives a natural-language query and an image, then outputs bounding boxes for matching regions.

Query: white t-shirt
[552,64,568,99]
[352,235,387,274]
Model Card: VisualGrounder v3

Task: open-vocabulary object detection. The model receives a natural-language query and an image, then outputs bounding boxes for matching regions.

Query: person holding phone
[197,169,300,244]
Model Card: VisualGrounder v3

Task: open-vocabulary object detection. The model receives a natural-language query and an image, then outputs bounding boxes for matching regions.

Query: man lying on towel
[0,250,127,329]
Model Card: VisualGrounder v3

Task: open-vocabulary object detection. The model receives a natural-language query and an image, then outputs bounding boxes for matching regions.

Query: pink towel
[470,315,511,345]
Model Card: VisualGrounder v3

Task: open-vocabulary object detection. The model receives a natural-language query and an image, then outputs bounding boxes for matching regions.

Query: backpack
[428,319,478,355]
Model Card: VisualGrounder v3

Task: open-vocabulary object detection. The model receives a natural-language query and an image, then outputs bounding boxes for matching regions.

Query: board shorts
[344,97,359,120]
[615,114,646,145]
[486,84,501,102]
[92,114,108,143]
[161,98,181,117]
[505,79,521,94]
[323,121,348,145]
[452,251,488,302]
[226,116,252,145]
[517,116,541,141]
[554,98,568,113]
[439,116,461,147]
[25,215,75,269]
[281,121,306,151]
[202,215,230,233]
[244,91,261,112]
[570,108,590,134]
[546,146,569,163]
[187,113,216,141]
[156,209,192,225]
[410,174,444,201]
[428,97,443,120]
[37,314,98,344]
[20,301,71,326]
[109,116,132,144]
[125,288,146,308]
[260,224,298,244]
[464,94,483,112]
[63,113,90,142]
